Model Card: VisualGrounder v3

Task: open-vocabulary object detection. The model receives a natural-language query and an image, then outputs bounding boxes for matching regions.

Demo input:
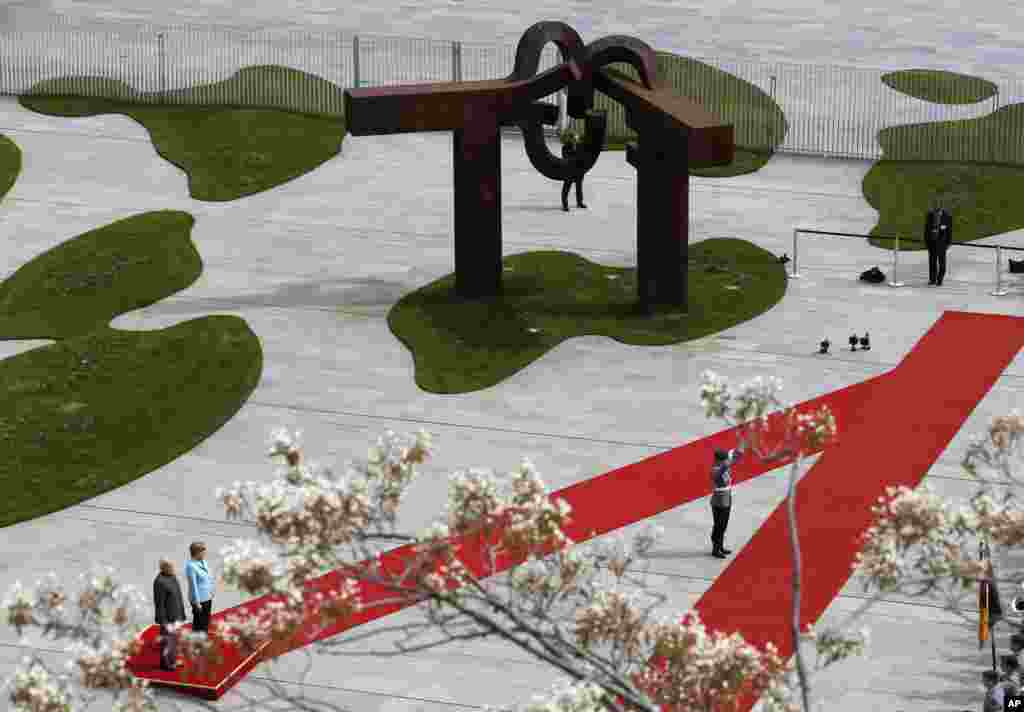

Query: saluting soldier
[710,446,744,559]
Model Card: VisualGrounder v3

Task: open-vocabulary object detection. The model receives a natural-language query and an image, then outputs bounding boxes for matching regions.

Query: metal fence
[790,228,1024,295]
[1,13,1023,164]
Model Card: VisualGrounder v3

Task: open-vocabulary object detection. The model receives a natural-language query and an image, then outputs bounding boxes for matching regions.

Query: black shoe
[928,280,936,285]
[936,280,943,286]
[720,548,732,555]
[562,206,569,212]
[577,203,587,209]
[712,550,727,559]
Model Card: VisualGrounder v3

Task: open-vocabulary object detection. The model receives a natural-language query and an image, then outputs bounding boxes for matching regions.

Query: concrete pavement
[0,95,1022,711]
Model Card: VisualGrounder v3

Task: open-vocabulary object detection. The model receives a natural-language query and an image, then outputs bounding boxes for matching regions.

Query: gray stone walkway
[0,95,1022,711]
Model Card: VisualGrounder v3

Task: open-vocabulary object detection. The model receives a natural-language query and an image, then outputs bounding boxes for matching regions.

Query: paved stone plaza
[0,83,1022,712]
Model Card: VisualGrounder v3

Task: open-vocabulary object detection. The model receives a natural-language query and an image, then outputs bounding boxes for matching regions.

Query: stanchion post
[790,229,801,278]
[991,246,1008,296]
[888,233,905,287]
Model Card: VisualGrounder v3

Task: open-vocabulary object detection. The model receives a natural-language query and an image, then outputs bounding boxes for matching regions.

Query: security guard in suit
[924,205,953,286]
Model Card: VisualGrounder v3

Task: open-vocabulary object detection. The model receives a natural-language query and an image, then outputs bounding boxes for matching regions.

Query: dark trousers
[711,504,731,551]
[927,242,948,284]
[191,599,212,634]
[159,623,179,669]
[561,177,584,208]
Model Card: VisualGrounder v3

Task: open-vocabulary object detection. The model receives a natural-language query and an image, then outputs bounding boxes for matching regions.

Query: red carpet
[694,311,1024,708]
[126,311,1024,706]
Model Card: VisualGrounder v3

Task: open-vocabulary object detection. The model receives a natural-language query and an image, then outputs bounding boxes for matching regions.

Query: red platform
[125,606,271,700]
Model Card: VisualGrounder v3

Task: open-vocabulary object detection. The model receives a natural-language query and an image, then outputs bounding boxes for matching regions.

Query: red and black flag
[979,576,1004,648]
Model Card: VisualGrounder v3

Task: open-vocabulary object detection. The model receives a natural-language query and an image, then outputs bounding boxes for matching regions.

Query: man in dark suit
[560,129,587,212]
[153,559,187,671]
[924,204,953,286]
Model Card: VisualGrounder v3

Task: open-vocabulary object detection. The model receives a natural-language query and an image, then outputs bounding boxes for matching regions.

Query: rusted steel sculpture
[343,21,734,311]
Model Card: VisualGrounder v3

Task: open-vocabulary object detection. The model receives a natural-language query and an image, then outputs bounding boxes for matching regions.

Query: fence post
[991,246,1008,296]
[157,32,166,96]
[790,229,801,278]
[888,234,905,287]
[353,34,360,88]
[451,41,462,82]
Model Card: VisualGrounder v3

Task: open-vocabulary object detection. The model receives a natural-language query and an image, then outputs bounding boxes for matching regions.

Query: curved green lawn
[863,69,1024,250]
[389,239,787,394]
[0,134,21,202]
[863,160,1024,251]
[19,66,347,202]
[0,211,263,527]
[0,211,203,337]
[570,53,788,178]
[881,69,998,104]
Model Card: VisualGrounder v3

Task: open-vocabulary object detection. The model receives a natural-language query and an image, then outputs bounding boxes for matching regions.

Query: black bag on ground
[1010,258,1024,274]
[859,266,886,283]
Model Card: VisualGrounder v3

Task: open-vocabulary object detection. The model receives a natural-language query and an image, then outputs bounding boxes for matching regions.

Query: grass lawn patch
[0,211,203,338]
[881,68,998,104]
[0,210,263,527]
[19,66,347,202]
[0,318,262,527]
[389,239,787,393]
[860,70,1024,251]
[863,159,1024,251]
[0,134,21,202]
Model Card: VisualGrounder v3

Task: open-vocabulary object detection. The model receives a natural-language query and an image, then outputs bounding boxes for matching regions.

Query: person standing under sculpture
[710,445,744,559]
[184,542,215,635]
[924,203,953,286]
[560,129,587,212]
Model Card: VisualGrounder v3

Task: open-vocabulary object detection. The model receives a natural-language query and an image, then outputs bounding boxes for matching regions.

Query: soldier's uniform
[710,447,743,558]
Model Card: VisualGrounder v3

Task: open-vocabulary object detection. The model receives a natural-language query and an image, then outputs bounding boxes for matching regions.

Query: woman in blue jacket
[184,542,216,635]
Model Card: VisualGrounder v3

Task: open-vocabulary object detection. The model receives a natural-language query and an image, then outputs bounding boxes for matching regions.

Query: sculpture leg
[453,123,503,298]
[633,138,688,311]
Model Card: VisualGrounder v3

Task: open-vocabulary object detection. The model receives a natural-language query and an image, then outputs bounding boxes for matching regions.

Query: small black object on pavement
[819,338,830,354]
[859,333,870,351]
[859,266,886,284]
[778,253,791,264]
[1010,631,1024,653]
[849,334,859,351]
